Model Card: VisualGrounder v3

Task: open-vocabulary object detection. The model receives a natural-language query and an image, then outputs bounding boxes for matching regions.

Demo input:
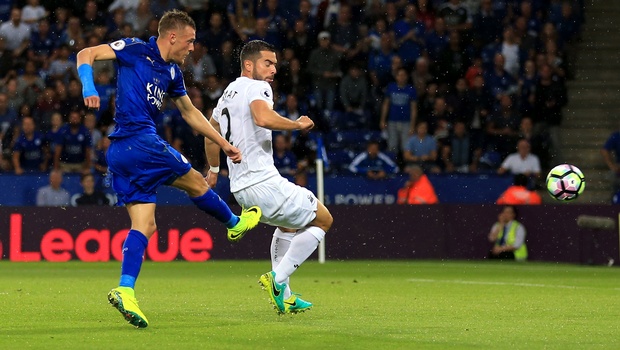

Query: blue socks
[119,229,149,289]
[190,189,239,228]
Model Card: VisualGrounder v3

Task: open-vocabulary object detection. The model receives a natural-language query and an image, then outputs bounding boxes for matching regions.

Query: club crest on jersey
[170,67,175,80]
[110,39,126,51]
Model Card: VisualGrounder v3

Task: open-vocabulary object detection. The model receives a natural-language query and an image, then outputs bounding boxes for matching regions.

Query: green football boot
[284,293,313,314]
[107,287,149,328]
[227,206,262,242]
[258,271,286,314]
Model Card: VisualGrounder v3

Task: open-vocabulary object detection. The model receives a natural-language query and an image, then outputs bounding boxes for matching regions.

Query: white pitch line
[408,278,610,290]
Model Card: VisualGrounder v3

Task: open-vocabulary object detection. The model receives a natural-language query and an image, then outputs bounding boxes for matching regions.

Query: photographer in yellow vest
[487,205,528,261]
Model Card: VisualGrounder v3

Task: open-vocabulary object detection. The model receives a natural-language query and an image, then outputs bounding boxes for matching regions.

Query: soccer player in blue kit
[76,10,261,328]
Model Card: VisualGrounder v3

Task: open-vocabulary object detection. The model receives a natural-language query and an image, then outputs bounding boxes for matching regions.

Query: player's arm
[171,95,241,163]
[204,117,222,189]
[76,44,117,110]
[250,100,314,131]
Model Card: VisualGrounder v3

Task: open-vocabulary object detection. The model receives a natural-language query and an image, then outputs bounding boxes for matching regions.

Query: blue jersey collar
[148,36,167,64]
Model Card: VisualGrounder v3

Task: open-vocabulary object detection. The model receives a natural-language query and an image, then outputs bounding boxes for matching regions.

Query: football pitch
[1,260,618,349]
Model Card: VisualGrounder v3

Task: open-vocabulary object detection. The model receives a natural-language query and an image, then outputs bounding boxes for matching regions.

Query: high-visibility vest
[397,175,439,204]
[496,221,528,261]
[496,186,542,205]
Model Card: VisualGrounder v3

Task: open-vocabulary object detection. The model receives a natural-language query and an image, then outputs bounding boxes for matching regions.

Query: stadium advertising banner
[0,206,618,264]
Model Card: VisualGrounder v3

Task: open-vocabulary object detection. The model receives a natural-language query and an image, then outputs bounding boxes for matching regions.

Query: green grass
[1,260,619,349]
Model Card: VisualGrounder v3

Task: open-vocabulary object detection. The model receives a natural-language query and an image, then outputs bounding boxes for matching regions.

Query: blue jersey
[13,131,45,170]
[386,83,417,122]
[108,37,187,139]
[57,125,92,164]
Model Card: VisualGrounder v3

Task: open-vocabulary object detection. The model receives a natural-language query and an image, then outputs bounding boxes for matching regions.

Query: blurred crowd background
[0,0,584,193]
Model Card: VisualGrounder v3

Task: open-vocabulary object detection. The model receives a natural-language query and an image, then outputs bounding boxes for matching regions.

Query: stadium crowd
[0,0,584,193]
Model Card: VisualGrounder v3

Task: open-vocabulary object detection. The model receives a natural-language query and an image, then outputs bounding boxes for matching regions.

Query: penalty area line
[408,278,617,290]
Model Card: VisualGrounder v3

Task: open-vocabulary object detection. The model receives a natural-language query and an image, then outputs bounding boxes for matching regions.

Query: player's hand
[223,144,242,163]
[206,171,218,189]
[296,116,314,131]
[84,96,101,110]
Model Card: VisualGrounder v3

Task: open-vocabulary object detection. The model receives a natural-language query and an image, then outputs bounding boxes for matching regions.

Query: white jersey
[212,77,280,192]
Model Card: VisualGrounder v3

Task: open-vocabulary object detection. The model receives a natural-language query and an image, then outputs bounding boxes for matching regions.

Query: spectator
[534,63,567,161]
[404,121,440,173]
[441,120,480,173]
[416,0,436,32]
[203,74,224,112]
[278,57,310,100]
[16,60,45,108]
[484,52,518,104]
[71,172,111,206]
[485,94,520,157]
[498,138,541,179]
[0,37,13,78]
[397,165,439,204]
[256,0,288,46]
[487,205,528,261]
[27,18,56,68]
[81,0,107,36]
[84,111,102,151]
[339,64,369,128]
[54,109,92,174]
[326,4,359,60]
[426,96,453,142]
[36,169,70,206]
[496,173,542,205]
[392,3,425,69]
[518,59,537,116]
[273,133,300,181]
[21,0,48,30]
[58,16,83,48]
[380,67,417,155]
[214,40,239,85]
[368,33,395,90]
[45,111,64,153]
[466,74,492,149]
[438,0,473,40]
[517,116,551,169]
[424,17,449,63]
[436,30,471,86]
[601,124,620,195]
[12,115,47,174]
[472,0,502,48]
[307,31,342,116]
[348,140,399,180]
[198,12,230,60]
[249,17,282,51]
[226,0,256,42]
[183,41,216,86]
[411,57,434,100]
[48,44,78,84]
[287,18,315,69]
[0,7,31,61]
[279,94,302,122]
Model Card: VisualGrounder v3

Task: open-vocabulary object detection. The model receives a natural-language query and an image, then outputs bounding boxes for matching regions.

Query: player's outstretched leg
[227,206,262,242]
[284,293,313,314]
[258,271,287,314]
[108,287,149,328]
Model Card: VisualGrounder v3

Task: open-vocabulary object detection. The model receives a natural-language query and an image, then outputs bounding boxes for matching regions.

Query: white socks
[273,226,326,287]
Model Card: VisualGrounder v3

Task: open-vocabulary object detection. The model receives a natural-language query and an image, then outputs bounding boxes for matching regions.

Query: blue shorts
[107,134,192,205]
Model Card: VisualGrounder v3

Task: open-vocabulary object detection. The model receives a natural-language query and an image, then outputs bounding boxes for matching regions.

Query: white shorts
[233,176,318,229]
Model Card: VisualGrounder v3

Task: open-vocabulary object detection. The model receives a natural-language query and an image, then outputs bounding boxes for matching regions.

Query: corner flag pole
[316,136,326,264]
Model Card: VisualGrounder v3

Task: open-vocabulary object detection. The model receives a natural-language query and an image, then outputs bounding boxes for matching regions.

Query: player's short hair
[158,9,196,36]
[239,40,276,68]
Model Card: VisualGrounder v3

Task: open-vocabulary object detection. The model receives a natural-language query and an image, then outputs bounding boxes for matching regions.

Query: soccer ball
[545,164,585,201]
